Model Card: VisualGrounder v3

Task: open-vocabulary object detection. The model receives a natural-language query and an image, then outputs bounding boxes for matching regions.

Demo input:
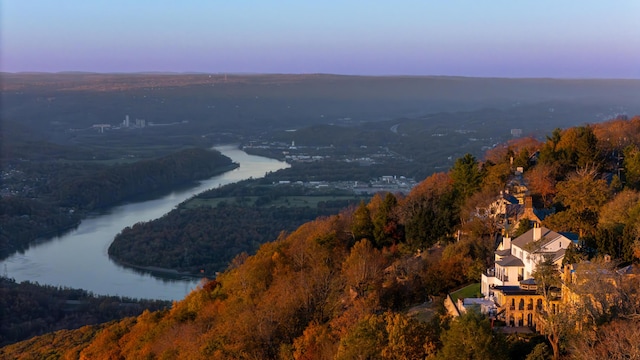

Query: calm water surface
[0,145,289,301]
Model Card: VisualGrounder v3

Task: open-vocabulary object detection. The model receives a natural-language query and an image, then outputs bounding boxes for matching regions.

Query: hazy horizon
[2,1,639,79]
[3,72,640,82]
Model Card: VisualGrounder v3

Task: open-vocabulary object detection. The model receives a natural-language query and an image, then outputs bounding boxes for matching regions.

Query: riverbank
[0,146,290,301]
[0,158,239,262]
[109,258,206,280]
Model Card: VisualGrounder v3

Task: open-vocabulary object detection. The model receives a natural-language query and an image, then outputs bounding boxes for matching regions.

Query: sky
[2,1,639,78]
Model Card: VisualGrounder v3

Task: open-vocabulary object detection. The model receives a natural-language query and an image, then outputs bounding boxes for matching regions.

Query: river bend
[0,145,289,301]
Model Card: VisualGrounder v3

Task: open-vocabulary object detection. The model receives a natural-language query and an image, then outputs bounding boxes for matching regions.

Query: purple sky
[2,1,639,78]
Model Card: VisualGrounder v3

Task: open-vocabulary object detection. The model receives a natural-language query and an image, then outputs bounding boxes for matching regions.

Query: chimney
[502,236,511,250]
[533,223,542,241]
[525,196,533,210]
[564,264,571,284]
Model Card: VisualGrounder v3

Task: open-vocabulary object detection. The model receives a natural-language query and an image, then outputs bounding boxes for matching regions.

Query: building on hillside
[451,259,640,337]
[481,226,579,297]
[451,225,575,330]
[479,190,520,219]
[472,191,553,235]
[560,260,640,317]
[450,278,561,330]
[506,176,529,204]
[502,196,554,232]
[490,280,552,328]
[474,226,577,329]
[451,232,639,334]
[516,196,554,228]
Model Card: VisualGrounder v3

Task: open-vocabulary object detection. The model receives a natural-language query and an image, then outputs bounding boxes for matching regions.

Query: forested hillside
[0,277,170,346]
[109,201,360,275]
[5,115,640,359]
[0,147,236,259]
[53,148,237,210]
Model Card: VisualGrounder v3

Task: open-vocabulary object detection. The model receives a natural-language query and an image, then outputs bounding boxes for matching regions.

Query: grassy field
[449,283,481,303]
[54,143,199,165]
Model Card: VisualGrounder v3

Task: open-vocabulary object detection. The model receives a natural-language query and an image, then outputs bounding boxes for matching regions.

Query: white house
[481,226,578,297]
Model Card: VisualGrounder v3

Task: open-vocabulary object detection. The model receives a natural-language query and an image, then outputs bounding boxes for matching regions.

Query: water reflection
[0,145,289,301]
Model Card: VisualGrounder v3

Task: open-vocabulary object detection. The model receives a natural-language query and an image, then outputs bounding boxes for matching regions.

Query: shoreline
[0,161,239,262]
[0,146,289,300]
[109,257,206,280]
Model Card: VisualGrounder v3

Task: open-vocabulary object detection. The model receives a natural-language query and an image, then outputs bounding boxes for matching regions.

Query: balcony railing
[484,268,512,282]
[485,268,495,277]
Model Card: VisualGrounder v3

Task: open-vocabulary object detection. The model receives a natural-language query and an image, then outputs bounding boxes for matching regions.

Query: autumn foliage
[6,115,640,359]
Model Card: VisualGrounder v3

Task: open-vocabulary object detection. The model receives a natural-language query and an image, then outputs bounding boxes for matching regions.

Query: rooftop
[511,226,578,249]
[496,249,511,257]
[496,255,525,267]
[492,285,538,296]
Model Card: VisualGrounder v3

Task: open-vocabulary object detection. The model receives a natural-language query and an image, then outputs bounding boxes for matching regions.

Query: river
[0,145,289,301]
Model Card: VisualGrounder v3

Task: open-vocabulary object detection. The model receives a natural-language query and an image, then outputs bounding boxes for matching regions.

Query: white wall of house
[482,227,576,297]
[512,245,536,280]
[481,273,500,301]
[512,236,573,280]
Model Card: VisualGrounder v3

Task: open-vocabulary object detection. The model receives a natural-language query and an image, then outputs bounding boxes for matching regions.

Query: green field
[450,283,481,303]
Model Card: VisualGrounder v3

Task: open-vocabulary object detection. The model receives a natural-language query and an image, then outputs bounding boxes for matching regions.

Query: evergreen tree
[351,201,374,243]
[373,193,401,248]
[450,153,483,202]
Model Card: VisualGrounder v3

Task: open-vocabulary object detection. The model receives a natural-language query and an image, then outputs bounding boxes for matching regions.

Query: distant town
[82,114,188,133]
[273,175,418,195]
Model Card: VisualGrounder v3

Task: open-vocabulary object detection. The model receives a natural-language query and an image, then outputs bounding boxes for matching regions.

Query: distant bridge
[92,124,111,133]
